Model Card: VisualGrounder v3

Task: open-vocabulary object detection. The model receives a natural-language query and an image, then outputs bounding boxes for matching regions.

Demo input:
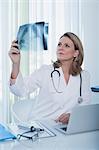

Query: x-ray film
[17,22,48,51]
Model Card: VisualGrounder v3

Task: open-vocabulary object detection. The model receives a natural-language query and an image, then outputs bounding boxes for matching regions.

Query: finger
[10,48,20,53]
[58,113,66,120]
[9,49,20,55]
[11,43,19,49]
[12,40,18,44]
[59,113,70,121]
[58,116,66,122]
[61,119,68,124]
[11,42,18,46]
[55,113,66,122]
[59,114,70,124]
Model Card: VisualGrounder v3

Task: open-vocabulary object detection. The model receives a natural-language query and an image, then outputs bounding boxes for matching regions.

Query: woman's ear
[74,50,79,57]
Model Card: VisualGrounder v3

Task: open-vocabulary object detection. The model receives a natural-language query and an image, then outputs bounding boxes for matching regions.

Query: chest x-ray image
[17,22,48,51]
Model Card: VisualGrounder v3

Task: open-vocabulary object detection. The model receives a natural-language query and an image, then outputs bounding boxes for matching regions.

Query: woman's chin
[57,57,65,61]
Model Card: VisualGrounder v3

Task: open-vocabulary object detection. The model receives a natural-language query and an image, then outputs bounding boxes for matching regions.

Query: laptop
[54,104,99,135]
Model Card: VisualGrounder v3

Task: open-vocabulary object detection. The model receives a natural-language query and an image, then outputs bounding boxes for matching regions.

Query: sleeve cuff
[9,72,22,86]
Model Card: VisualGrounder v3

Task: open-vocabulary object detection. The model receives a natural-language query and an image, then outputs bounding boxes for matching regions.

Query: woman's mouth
[57,52,64,55]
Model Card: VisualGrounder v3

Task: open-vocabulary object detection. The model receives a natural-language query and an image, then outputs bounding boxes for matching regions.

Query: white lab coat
[9,64,91,121]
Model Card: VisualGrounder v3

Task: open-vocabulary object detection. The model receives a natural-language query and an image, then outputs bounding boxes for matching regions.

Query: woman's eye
[57,43,70,47]
[65,44,70,47]
[57,43,61,46]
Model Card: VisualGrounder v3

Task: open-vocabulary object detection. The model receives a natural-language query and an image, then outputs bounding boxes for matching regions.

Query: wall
[80,0,99,103]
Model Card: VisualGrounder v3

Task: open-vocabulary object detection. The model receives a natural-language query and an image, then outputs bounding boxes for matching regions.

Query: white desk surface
[0,121,99,150]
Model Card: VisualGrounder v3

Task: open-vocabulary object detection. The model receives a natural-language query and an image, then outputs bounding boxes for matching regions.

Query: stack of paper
[0,123,16,142]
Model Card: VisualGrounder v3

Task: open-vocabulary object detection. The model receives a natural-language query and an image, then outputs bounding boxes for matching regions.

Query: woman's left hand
[55,113,70,124]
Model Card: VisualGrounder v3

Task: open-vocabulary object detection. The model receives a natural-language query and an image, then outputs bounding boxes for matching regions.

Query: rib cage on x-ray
[17,22,48,51]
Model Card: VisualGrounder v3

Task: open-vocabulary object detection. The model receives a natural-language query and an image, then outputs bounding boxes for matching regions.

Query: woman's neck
[61,61,72,84]
[61,61,71,74]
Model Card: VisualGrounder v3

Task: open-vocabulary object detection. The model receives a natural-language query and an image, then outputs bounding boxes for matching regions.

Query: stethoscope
[51,68,62,93]
[51,68,83,104]
[17,126,44,141]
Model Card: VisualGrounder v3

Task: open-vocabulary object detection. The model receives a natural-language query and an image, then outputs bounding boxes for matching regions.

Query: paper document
[9,121,56,139]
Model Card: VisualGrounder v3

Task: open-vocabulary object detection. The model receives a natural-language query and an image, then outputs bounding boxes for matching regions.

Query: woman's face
[56,36,78,62]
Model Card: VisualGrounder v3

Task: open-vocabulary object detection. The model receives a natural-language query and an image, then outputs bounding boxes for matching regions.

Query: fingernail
[15,40,18,44]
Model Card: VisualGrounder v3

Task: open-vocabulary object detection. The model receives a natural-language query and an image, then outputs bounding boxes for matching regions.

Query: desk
[0,126,99,150]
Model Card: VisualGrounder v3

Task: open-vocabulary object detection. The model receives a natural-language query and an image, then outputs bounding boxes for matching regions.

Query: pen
[18,125,30,130]
[18,125,44,132]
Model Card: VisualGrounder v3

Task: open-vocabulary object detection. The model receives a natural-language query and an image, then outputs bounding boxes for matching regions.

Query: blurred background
[0,0,99,123]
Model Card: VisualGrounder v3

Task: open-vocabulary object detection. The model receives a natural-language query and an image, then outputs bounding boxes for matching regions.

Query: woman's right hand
[9,40,21,80]
[9,40,21,64]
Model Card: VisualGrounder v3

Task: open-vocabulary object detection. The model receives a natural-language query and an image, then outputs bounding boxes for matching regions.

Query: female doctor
[9,32,91,124]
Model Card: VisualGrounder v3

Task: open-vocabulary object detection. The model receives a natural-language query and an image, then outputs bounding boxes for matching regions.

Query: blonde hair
[53,32,84,76]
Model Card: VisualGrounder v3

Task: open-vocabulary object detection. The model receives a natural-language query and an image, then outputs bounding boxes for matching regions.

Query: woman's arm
[9,40,21,85]
[9,64,46,97]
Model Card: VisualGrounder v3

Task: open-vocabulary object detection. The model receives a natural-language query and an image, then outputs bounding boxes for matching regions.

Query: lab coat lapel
[63,74,80,100]
[58,68,80,105]
[49,67,80,107]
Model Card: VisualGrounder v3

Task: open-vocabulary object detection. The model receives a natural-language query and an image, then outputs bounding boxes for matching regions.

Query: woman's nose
[58,46,64,51]
[59,44,64,49]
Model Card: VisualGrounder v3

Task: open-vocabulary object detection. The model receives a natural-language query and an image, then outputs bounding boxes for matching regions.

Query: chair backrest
[91,86,99,92]
[12,99,35,124]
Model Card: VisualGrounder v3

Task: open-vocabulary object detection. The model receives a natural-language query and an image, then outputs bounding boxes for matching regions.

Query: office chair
[12,99,35,124]
[91,86,99,92]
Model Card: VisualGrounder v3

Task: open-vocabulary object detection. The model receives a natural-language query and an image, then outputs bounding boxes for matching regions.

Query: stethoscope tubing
[51,68,82,98]
[79,73,82,97]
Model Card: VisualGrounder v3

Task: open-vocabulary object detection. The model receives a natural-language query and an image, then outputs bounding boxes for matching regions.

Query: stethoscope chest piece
[78,96,83,104]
